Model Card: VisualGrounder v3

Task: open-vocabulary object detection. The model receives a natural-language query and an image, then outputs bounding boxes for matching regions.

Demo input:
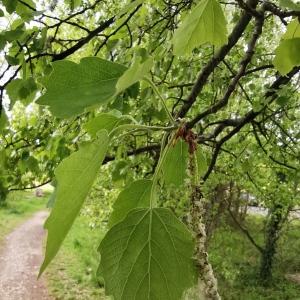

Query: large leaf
[116,56,153,93]
[37,57,126,118]
[108,179,152,228]
[99,207,195,300]
[273,38,300,75]
[172,0,227,56]
[39,130,109,275]
[161,139,189,186]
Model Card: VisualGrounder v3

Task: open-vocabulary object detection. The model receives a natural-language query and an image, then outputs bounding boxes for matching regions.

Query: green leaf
[67,0,82,9]
[5,55,19,66]
[279,0,300,11]
[276,96,289,106]
[172,0,227,56]
[108,179,152,228]
[37,57,127,118]
[0,35,6,50]
[196,148,207,178]
[39,130,109,275]
[0,9,4,17]
[85,113,130,137]
[0,111,7,132]
[15,0,36,20]
[116,56,153,93]
[99,207,195,300]
[282,19,300,40]
[161,139,189,186]
[4,27,24,41]
[6,78,37,106]
[2,0,18,14]
[273,38,300,75]
[111,160,128,184]
[6,79,23,106]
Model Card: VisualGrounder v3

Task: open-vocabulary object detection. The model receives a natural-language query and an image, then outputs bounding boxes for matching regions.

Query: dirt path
[0,211,52,300]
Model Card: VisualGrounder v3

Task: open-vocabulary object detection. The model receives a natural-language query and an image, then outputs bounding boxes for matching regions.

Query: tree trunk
[259,204,285,283]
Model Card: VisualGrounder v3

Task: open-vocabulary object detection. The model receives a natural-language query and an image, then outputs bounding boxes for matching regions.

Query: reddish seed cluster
[173,124,198,154]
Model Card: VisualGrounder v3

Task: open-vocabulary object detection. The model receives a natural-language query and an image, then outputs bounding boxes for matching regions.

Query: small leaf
[6,78,37,106]
[282,19,300,40]
[5,55,19,66]
[2,0,18,14]
[273,38,300,75]
[6,79,23,106]
[4,27,24,41]
[39,130,109,275]
[67,0,82,10]
[279,0,300,11]
[108,179,152,228]
[116,56,153,93]
[0,111,8,133]
[85,113,130,137]
[99,208,195,300]
[196,148,207,178]
[161,139,189,186]
[37,57,127,118]
[15,0,36,20]
[172,0,227,56]
[276,96,289,106]
[111,160,128,184]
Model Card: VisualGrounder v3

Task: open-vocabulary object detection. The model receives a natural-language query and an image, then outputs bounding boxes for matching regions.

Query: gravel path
[0,211,52,300]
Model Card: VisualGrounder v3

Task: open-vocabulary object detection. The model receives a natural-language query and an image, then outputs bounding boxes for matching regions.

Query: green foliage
[99,207,195,300]
[37,58,127,118]
[108,179,152,228]
[209,217,300,299]
[1,0,300,298]
[40,131,109,275]
[172,0,227,55]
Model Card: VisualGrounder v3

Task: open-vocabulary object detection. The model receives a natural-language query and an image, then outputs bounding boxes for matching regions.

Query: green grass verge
[0,190,49,246]
[46,215,108,300]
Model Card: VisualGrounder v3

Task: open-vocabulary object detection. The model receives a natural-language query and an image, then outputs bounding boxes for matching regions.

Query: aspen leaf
[99,208,195,300]
[40,130,109,275]
[172,0,227,56]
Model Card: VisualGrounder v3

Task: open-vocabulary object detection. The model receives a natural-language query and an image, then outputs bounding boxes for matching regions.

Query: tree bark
[259,204,285,283]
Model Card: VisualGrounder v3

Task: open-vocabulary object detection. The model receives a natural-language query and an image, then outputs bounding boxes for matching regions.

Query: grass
[46,215,108,300]
[0,190,49,246]
[209,216,300,300]
[45,212,300,299]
